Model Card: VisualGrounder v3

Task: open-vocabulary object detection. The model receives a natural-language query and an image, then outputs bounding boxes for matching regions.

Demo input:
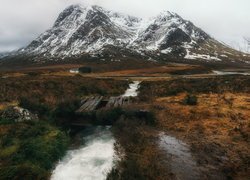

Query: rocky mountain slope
[2,4,250,64]
[0,52,10,59]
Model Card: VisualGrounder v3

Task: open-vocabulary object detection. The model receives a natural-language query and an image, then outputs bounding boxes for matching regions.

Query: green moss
[0,121,69,180]
[19,97,50,116]
[95,108,123,125]
[0,163,48,180]
[0,144,19,158]
[0,118,15,125]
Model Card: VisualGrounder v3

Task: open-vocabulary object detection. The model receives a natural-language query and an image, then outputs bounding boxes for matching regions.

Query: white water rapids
[51,81,141,180]
[122,81,141,97]
[51,127,115,180]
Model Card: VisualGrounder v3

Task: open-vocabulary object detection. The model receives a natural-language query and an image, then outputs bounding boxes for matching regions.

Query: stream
[51,80,202,179]
[159,133,201,180]
[50,81,141,180]
[213,70,250,76]
[122,81,141,97]
[51,127,114,180]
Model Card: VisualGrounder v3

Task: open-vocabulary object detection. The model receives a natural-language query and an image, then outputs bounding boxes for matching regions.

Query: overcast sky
[0,0,249,53]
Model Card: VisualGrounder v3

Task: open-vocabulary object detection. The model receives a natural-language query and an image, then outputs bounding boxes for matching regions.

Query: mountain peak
[158,10,176,17]
[13,4,249,64]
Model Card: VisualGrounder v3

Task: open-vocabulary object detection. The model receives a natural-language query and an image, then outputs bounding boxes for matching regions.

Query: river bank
[0,119,69,179]
[0,69,249,179]
[50,81,142,180]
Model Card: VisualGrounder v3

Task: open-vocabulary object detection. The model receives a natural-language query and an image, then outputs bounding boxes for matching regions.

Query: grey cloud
[0,0,249,52]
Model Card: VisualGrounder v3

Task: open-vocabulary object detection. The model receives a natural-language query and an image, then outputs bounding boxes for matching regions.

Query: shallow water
[159,133,201,180]
[69,68,79,74]
[122,81,141,97]
[213,70,250,76]
[51,127,115,180]
[51,81,141,180]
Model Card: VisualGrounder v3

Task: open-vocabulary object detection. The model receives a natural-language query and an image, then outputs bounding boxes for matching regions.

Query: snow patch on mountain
[20,4,211,58]
[10,3,248,64]
[185,49,221,61]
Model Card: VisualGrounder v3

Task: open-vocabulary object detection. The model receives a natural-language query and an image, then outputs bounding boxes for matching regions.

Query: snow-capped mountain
[7,4,250,63]
[0,52,10,59]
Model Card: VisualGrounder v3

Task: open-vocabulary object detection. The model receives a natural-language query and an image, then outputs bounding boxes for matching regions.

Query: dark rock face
[54,5,83,27]
[185,22,210,41]
[86,8,110,27]
[67,9,113,46]
[143,24,160,41]
[171,47,187,57]
[160,28,191,50]
[18,4,214,58]
[1,106,38,122]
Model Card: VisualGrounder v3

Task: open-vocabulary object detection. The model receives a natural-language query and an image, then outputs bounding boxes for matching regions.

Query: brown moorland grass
[0,74,128,108]
[0,62,210,78]
[0,68,249,179]
[108,112,173,180]
[139,75,250,101]
[0,74,129,179]
[137,76,250,179]
[83,64,209,77]
[152,93,250,179]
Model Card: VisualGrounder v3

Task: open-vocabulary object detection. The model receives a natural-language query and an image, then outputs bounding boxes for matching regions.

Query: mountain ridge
[2,4,250,65]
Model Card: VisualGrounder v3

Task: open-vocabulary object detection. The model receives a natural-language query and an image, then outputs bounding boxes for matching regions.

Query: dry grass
[0,74,128,109]
[82,64,208,78]
[0,63,211,83]
[108,115,172,180]
[0,102,18,111]
[1,65,249,179]
[151,93,250,179]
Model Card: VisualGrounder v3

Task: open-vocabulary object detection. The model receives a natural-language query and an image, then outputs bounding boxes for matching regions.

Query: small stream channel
[51,80,201,179]
[51,127,114,180]
[122,81,141,97]
[213,70,250,76]
[50,81,141,180]
[159,133,201,180]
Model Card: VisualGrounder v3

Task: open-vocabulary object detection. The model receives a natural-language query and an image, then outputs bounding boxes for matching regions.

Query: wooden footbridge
[76,96,131,113]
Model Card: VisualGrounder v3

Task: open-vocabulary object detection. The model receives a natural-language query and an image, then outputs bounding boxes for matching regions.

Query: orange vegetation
[153,93,250,179]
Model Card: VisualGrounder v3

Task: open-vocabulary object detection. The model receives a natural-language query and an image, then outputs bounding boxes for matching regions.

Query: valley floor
[134,92,250,179]
[0,63,249,179]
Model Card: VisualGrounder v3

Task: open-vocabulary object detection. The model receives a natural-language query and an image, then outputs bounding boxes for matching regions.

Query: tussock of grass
[107,111,168,180]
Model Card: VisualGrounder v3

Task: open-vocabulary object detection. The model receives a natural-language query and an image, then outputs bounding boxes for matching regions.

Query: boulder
[1,106,38,122]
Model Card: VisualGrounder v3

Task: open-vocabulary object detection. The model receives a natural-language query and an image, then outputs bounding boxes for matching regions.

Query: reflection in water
[213,70,250,76]
[159,133,201,180]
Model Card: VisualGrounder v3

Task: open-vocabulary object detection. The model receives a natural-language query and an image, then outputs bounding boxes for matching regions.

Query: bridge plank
[81,97,94,110]
[106,97,115,108]
[118,97,123,106]
[76,96,132,113]
[87,96,103,111]
[85,97,100,111]
[80,97,90,105]
[113,97,120,107]
[77,97,95,112]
